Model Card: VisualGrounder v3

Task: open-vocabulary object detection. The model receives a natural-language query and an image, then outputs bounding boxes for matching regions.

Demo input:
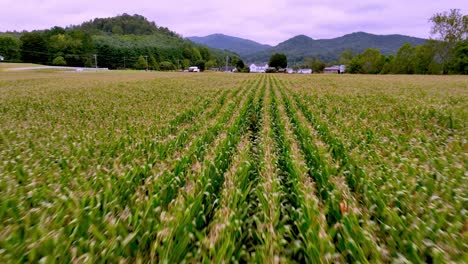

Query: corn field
[0,71,466,263]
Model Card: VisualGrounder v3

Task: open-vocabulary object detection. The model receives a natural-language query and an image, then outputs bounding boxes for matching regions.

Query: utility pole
[225,55,228,72]
[94,54,97,69]
[145,55,148,71]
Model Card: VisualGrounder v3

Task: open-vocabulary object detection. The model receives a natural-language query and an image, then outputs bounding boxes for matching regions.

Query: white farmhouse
[249,63,268,73]
[297,68,312,74]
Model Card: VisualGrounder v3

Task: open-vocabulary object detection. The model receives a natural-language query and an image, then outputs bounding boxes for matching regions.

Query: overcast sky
[1,0,466,45]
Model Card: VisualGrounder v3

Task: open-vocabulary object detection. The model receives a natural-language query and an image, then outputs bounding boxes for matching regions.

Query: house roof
[324,66,340,70]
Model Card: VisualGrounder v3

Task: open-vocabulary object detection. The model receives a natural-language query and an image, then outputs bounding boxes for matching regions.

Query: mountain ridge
[187,34,271,57]
[190,32,427,63]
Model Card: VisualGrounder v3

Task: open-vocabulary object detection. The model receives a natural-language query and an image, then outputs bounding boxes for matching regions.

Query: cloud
[0,0,466,45]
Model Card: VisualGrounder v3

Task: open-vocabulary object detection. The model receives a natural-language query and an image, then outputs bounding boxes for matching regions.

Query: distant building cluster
[248,63,346,74]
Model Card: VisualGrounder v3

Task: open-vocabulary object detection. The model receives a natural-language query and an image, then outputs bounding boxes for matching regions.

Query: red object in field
[340,200,347,215]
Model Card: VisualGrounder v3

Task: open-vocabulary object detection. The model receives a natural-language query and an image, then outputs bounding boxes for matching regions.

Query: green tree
[236,59,245,71]
[448,39,468,74]
[191,48,202,63]
[392,43,415,74]
[20,32,48,64]
[413,44,436,74]
[348,57,363,73]
[430,9,467,44]
[380,55,394,74]
[160,61,176,71]
[304,57,325,73]
[149,55,159,70]
[182,47,193,59]
[0,35,21,61]
[360,48,384,74]
[134,55,148,70]
[195,60,206,72]
[429,9,468,72]
[205,59,218,69]
[198,47,210,61]
[269,53,288,69]
[339,50,354,65]
[52,56,67,66]
[182,59,191,69]
[111,25,124,35]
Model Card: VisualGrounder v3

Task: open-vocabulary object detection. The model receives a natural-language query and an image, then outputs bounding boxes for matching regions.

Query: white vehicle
[188,66,200,72]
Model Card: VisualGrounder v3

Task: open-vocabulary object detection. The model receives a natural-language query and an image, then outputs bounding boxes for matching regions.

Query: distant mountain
[245,32,427,63]
[188,34,271,57]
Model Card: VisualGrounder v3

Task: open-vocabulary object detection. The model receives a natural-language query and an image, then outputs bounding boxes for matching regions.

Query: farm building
[249,63,268,73]
[297,68,312,74]
[324,65,346,74]
[0,55,4,61]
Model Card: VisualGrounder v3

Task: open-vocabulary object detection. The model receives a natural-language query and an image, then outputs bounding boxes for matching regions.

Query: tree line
[0,14,241,71]
[295,9,467,74]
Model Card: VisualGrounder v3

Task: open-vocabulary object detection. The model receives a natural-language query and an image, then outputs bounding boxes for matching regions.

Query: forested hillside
[0,14,240,70]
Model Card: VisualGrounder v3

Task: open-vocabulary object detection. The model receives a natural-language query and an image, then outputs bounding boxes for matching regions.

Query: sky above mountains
[1,0,466,45]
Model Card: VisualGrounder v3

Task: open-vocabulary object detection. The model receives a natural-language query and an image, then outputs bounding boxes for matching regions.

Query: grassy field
[0,71,466,263]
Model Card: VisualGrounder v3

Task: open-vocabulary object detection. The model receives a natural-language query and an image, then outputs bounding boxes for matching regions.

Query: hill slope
[6,14,240,68]
[188,34,271,57]
[71,13,179,37]
[245,32,427,63]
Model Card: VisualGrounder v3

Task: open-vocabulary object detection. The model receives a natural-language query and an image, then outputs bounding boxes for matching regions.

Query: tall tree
[413,44,436,74]
[195,60,206,72]
[304,57,325,73]
[430,9,467,43]
[134,55,148,70]
[360,48,384,74]
[269,53,287,69]
[392,43,415,74]
[429,9,468,72]
[149,55,159,70]
[0,35,21,61]
[20,32,48,64]
[236,59,245,71]
[448,39,468,74]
